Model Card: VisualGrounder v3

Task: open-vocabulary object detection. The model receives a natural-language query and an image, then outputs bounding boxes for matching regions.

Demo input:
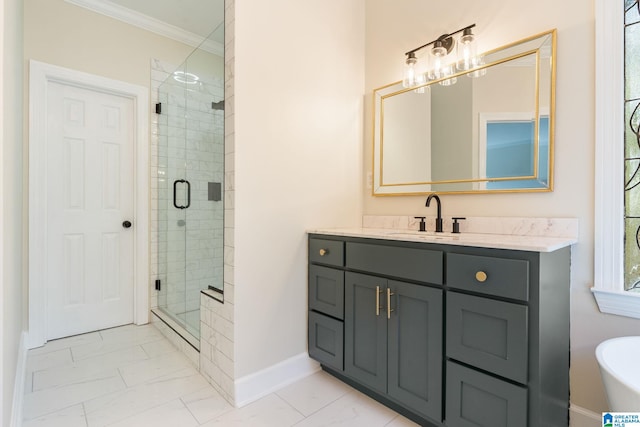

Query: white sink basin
[384,231,462,241]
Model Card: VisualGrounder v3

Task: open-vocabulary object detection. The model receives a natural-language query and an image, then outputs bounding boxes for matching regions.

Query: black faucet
[425,194,443,232]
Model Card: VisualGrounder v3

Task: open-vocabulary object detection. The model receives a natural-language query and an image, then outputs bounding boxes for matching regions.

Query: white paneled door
[45,81,135,340]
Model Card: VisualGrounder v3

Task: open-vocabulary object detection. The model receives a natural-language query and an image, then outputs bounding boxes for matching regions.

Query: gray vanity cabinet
[307,234,571,427]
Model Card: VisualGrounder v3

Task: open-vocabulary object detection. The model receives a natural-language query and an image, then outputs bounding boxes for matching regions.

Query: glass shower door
[155,25,225,341]
[157,60,190,334]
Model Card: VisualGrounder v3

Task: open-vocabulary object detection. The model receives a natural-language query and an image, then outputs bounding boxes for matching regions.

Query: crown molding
[65,0,223,55]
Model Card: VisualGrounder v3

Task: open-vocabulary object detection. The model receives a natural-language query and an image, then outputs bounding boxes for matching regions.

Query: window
[592,0,640,317]
[625,1,640,290]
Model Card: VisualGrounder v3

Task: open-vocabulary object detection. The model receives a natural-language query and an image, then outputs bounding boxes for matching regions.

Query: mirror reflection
[373,30,556,195]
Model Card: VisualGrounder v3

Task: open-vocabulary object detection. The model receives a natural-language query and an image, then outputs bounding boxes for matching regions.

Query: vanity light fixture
[402,24,481,89]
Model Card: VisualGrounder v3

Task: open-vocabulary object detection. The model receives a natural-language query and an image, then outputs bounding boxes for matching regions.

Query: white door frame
[28,60,149,349]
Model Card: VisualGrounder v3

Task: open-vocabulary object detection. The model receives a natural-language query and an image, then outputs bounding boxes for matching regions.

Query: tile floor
[22,324,419,427]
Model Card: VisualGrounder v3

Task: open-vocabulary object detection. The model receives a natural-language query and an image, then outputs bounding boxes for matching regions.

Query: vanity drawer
[308,311,343,371]
[309,238,344,267]
[446,253,529,301]
[446,361,527,427]
[447,292,528,384]
[309,265,344,319]
[346,242,443,284]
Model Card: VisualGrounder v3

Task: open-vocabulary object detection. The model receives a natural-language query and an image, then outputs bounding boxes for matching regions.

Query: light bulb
[413,71,427,93]
[438,64,457,86]
[428,42,445,80]
[431,39,448,58]
[457,27,478,71]
[403,53,418,88]
[439,76,457,86]
[429,39,455,85]
[467,56,487,78]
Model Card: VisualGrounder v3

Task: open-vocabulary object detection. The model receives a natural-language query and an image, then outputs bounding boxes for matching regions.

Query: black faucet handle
[425,193,443,232]
[452,217,466,234]
[414,216,427,232]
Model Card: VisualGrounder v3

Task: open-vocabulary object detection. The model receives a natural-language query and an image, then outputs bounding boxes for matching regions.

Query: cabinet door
[446,361,527,427]
[344,272,387,393]
[388,280,443,421]
[447,292,528,384]
[308,311,344,370]
[309,264,344,319]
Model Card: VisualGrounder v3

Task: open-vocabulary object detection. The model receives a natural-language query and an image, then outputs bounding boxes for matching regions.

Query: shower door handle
[173,179,190,209]
[184,180,191,209]
[173,179,183,209]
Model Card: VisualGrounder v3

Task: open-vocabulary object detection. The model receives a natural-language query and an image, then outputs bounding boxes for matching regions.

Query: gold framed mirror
[372,29,556,195]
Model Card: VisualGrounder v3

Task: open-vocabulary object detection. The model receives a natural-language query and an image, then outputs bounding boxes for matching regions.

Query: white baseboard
[234,353,320,408]
[570,404,602,427]
[10,331,28,427]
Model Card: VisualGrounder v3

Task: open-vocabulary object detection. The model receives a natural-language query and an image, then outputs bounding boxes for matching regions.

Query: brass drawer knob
[475,271,488,282]
[319,248,328,256]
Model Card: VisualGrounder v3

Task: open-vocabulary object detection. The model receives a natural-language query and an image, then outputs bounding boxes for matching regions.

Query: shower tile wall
[199,0,237,405]
[150,58,224,325]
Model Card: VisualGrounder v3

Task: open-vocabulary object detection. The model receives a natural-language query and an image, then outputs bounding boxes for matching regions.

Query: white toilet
[596,336,640,411]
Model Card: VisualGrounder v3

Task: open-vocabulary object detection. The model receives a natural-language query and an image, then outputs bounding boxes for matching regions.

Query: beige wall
[365,0,640,420]
[233,0,364,377]
[23,0,197,90]
[1,0,24,424]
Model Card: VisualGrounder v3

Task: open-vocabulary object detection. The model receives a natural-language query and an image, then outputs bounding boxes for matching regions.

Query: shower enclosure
[155,26,224,341]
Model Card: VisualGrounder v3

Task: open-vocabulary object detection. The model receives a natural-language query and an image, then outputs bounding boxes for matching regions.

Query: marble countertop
[307,227,577,252]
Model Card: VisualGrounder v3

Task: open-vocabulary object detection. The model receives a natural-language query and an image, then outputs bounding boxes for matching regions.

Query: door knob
[122,220,132,229]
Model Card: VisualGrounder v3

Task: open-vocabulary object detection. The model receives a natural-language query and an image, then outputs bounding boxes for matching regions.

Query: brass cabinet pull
[319,248,328,256]
[387,288,394,319]
[375,286,380,316]
[475,271,488,282]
